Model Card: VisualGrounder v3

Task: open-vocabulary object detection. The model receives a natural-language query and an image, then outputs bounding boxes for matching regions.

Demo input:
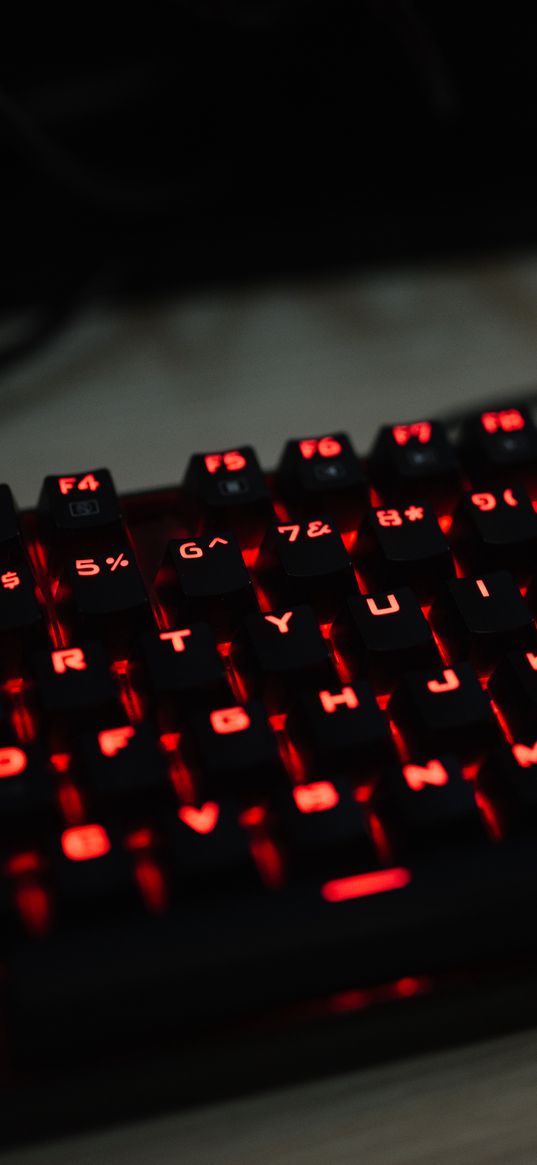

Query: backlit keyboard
[5,408,537,1136]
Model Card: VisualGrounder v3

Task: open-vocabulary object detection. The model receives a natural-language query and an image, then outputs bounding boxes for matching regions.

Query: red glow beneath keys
[293,781,339,813]
[239,804,266,828]
[438,514,453,534]
[0,746,27,778]
[250,835,285,890]
[62,824,110,861]
[178,802,220,834]
[134,856,167,914]
[5,850,42,877]
[328,974,432,1014]
[322,867,411,902]
[15,883,52,937]
[490,698,513,744]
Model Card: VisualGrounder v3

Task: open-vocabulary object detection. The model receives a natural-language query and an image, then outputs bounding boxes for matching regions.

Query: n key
[286,681,394,783]
[452,486,537,580]
[430,572,536,673]
[259,518,356,617]
[39,469,121,540]
[370,420,460,509]
[183,447,272,547]
[332,587,440,692]
[277,433,366,528]
[389,663,496,761]
[357,504,453,601]
[231,605,335,709]
[373,754,484,857]
[163,534,256,636]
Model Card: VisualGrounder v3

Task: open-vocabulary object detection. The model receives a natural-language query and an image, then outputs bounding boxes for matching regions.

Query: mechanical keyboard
[5,407,537,1140]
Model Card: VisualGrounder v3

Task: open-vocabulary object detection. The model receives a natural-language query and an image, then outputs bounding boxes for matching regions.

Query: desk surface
[3,249,537,1162]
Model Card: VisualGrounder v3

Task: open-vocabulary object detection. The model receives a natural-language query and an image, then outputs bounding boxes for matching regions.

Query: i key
[277,433,367,528]
[488,650,537,740]
[39,469,122,540]
[430,572,536,673]
[389,663,496,761]
[372,754,484,857]
[182,446,272,547]
[67,546,152,645]
[163,533,256,636]
[286,681,394,783]
[461,407,537,491]
[138,624,230,717]
[32,642,120,733]
[357,503,453,601]
[370,420,460,509]
[77,724,174,815]
[259,518,356,618]
[231,605,335,710]
[452,486,537,580]
[332,588,440,692]
[183,701,284,800]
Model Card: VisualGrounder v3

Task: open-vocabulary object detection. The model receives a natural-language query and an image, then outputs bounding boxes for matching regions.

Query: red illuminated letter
[293,781,339,813]
[98,726,135,757]
[526,652,537,671]
[402,759,449,791]
[160,629,192,653]
[392,422,431,446]
[179,541,203,559]
[0,746,27,779]
[319,686,359,713]
[476,579,490,597]
[210,706,251,734]
[481,409,524,434]
[265,611,293,634]
[58,476,77,494]
[62,824,110,861]
[427,669,460,694]
[366,594,400,617]
[178,802,220,834]
[512,741,537,767]
[52,647,87,674]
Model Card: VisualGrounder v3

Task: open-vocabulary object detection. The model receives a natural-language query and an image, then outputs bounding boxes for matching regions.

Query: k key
[183,446,272,547]
[430,572,536,673]
[231,605,334,709]
[286,681,394,783]
[163,533,256,636]
[370,420,460,508]
[259,518,356,617]
[373,754,484,857]
[332,587,439,692]
[452,486,537,580]
[389,663,496,761]
[277,433,366,527]
[39,469,122,539]
[357,503,453,601]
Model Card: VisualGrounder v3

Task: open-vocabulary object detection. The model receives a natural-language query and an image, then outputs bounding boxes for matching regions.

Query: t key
[259,518,356,617]
[32,642,120,732]
[183,446,272,547]
[358,503,453,601]
[231,605,335,709]
[370,420,460,509]
[332,587,440,692]
[430,572,536,673]
[452,486,537,580]
[138,624,230,715]
[39,469,121,539]
[164,533,256,635]
[389,663,496,761]
[277,433,366,528]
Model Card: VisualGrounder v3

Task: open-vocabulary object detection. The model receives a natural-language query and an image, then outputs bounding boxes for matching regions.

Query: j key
[488,650,537,740]
[357,504,453,601]
[478,740,537,833]
[52,822,140,919]
[0,484,24,562]
[373,755,484,857]
[389,663,496,761]
[165,800,257,894]
[231,605,335,709]
[430,572,536,673]
[68,547,152,642]
[461,407,537,490]
[77,724,174,814]
[332,588,440,692]
[0,745,56,841]
[0,560,45,673]
[164,534,256,636]
[259,518,356,617]
[183,446,272,547]
[138,624,230,714]
[277,433,367,527]
[452,486,537,580]
[287,681,394,783]
[370,420,460,509]
[183,701,283,800]
[32,642,120,728]
[277,779,377,881]
[39,469,121,540]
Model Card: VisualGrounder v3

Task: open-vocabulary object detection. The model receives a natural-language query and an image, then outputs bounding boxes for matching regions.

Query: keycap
[286,681,394,783]
[231,605,335,709]
[389,663,496,760]
[277,433,367,528]
[137,624,230,716]
[165,800,257,894]
[357,503,453,601]
[67,546,152,643]
[32,642,120,729]
[163,533,256,636]
[0,745,56,841]
[488,649,537,740]
[332,587,440,692]
[370,420,460,509]
[461,407,537,490]
[478,739,537,833]
[430,572,536,673]
[52,822,140,919]
[277,779,378,881]
[0,560,45,674]
[182,446,272,547]
[372,754,484,856]
[452,485,537,580]
[0,484,24,562]
[259,517,356,617]
[38,469,122,539]
[77,724,174,815]
[183,701,283,800]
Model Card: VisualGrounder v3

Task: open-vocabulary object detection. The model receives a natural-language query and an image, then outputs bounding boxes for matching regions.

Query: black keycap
[0,484,24,561]
[138,624,230,715]
[183,446,272,547]
[461,407,537,489]
[259,517,356,617]
[39,469,122,538]
[372,754,484,857]
[164,533,256,635]
[488,649,537,739]
[332,587,440,692]
[277,778,378,881]
[77,723,174,813]
[32,641,119,725]
[430,572,536,673]
[231,605,334,709]
[478,740,537,833]
[277,433,367,528]
[0,745,55,839]
[184,701,283,800]
[452,485,537,580]
[389,663,496,761]
[165,800,257,894]
[52,822,139,918]
[67,546,152,641]
[286,680,394,783]
[357,503,453,601]
[370,420,460,509]
[0,560,45,674]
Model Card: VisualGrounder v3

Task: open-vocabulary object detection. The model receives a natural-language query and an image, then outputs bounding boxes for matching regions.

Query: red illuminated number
[277,524,300,542]
[299,436,342,460]
[319,686,358,713]
[178,802,220,834]
[1,571,20,590]
[210,706,250,734]
[160,629,192,653]
[402,759,449,791]
[427,669,460,694]
[306,520,332,538]
[392,422,432,446]
[77,473,100,491]
[377,509,402,527]
[62,824,110,861]
[265,611,293,634]
[470,492,496,512]
[98,726,135,757]
[526,652,537,671]
[204,451,247,474]
[366,594,400,617]
[512,741,537,767]
[293,781,339,813]
[52,647,87,674]
[76,558,100,576]
[0,746,27,779]
[481,409,525,434]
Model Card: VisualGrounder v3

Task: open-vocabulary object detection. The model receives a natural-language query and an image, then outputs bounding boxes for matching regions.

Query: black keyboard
[5,410,537,1141]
